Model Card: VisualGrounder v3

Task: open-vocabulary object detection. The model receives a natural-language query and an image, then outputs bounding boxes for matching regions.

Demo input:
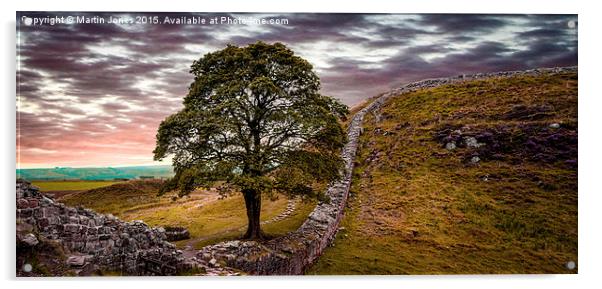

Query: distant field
[17,165,173,181]
[31,180,122,192]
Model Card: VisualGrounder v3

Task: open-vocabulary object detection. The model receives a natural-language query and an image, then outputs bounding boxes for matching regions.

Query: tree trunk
[242,188,264,239]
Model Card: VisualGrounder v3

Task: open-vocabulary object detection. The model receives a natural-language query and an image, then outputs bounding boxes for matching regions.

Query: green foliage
[154,41,348,198]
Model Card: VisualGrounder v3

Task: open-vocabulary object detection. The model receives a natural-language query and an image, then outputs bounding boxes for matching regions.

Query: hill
[61,179,167,214]
[17,165,174,181]
[309,71,577,274]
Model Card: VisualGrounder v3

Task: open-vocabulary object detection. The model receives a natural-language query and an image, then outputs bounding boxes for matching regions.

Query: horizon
[17,163,173,170]
[16,13,578,168]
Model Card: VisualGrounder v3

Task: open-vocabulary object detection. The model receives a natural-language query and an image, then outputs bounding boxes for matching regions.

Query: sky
[16,13,578,168]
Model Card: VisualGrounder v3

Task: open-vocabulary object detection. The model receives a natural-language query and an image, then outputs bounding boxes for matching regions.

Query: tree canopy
[153,42,348,238]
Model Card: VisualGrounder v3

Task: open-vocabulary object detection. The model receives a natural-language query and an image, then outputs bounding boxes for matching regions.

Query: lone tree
[153,42,348,239]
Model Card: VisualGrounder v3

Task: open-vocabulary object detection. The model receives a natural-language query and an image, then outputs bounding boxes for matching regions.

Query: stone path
[261,198,298,225]
[185,257,243,276]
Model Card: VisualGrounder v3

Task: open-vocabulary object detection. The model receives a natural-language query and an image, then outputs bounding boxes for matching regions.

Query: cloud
[16,13,577,167]
[415,14,508,34]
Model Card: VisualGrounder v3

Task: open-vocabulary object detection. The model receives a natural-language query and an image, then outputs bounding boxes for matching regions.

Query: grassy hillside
[31,180,123,192]
[61,180,316,248]
[309,72,577,274]
[61,180,168,214]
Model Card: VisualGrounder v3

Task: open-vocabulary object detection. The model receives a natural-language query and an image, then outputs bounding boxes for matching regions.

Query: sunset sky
[16,13,577,168]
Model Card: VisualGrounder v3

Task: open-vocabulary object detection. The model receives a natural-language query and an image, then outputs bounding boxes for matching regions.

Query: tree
[153,42,348,239]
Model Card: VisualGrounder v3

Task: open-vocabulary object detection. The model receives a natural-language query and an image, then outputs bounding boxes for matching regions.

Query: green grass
[60,180,316,249]
[125,193,284,242]
[61,180,167,214]
[31,180,123,191]
[186,198,317,249]
[308,72,577,274]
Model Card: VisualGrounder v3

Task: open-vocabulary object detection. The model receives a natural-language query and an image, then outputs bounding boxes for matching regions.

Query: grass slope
[61,180,316,248]
[309,72,577,274]
[32,180,123,192]
[61,180,167,214]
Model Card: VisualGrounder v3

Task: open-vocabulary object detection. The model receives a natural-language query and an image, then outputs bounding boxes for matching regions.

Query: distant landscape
[16,165,174,181]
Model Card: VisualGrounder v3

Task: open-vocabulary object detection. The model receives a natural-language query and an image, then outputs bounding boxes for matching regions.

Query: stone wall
[195,66,577,275]
[16,179,189,276]
[371,66,577,109]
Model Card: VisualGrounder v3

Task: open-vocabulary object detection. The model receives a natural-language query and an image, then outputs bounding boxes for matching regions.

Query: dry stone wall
[195,66,578,275]
[16,179,189,275]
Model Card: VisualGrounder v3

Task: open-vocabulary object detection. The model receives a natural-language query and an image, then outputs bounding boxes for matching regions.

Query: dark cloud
[415,14,508,34]
[520,28,569,38]
[16,12,577,167]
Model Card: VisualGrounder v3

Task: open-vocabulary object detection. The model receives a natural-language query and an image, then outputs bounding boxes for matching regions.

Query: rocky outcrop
[194,66,577,275]
[16,179,189,276]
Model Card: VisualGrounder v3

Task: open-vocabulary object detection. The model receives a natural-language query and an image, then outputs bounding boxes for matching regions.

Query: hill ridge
[309,66,577,274]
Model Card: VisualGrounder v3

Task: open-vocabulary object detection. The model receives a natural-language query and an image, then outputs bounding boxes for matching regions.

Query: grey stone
[18,208,33,218]
[471,156,481,163]
[209,258,217,267]
[66,255,86,267]
[445,142,456,150]
[21,233,39,246]
[17,199,29,209]
[309,210,333,224]
[42,196,54,204]
[549,123,561,129]
[464,136,484,148]
[64,223,79,233]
